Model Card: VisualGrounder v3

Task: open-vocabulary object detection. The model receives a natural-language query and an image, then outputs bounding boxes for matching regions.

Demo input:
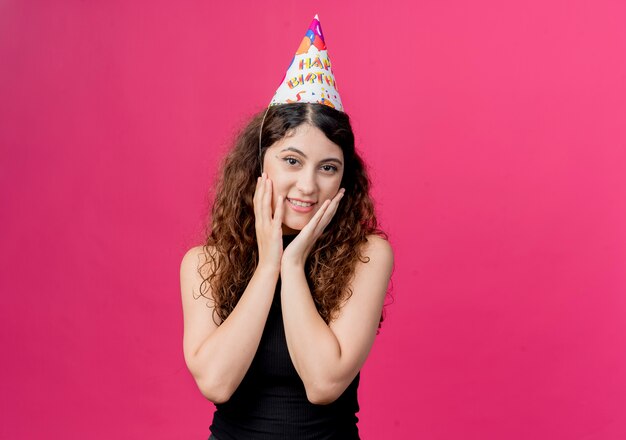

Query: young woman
[180,102,393,439]
[181,15,393,440]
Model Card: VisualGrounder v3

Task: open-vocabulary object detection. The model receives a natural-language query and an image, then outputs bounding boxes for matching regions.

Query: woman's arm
[181,173,285,404]
[280,234,394,404]
[180,247,279,404]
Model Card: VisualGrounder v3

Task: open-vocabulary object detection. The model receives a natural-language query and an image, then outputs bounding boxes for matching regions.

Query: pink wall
[1,1,625,438]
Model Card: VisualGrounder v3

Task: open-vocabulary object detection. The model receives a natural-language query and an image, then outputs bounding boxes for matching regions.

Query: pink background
[1,1,625,438]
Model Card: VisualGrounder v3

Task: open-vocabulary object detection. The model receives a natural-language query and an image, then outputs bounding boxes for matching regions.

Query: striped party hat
[268,14,343,111]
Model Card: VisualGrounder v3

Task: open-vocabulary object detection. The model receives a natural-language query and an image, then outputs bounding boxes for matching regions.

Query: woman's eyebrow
[280,146,343,166]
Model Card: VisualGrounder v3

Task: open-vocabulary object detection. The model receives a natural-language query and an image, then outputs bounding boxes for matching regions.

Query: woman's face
[262,123,345,234]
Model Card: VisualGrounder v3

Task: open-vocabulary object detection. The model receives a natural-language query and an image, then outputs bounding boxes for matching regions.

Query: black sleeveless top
[209,234,360,440]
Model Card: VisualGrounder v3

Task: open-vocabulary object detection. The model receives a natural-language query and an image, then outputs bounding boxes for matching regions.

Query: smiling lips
[287,198,316,213]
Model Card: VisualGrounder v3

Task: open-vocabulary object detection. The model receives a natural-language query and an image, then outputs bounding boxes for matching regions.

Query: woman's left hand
[281,188,346,268]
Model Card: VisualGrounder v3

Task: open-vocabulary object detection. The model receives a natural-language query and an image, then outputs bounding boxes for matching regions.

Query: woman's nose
[296,171,317,195]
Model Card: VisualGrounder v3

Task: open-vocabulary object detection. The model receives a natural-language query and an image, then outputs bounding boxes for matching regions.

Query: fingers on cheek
[272,195,283,218]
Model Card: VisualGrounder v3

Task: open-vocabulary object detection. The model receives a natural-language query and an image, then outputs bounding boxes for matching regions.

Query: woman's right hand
[253,173,284,272]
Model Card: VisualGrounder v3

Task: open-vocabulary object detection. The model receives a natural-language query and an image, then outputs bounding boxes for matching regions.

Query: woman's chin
[282,206,322,233]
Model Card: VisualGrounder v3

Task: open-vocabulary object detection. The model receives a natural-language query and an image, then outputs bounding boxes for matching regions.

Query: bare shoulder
[346,234,394,298]
[180,245,216,303]
[329,234,393,330]
[180,245,214,279]
[180,245,204,269]
[361,234,394,270]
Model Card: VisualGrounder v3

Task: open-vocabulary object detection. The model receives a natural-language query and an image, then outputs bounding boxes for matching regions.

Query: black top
[209,233,360,440]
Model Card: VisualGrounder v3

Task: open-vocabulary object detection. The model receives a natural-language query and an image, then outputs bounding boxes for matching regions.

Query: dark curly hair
[199,103,388,325]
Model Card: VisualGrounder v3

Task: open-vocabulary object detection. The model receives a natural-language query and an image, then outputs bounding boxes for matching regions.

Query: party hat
[269,14,343,111]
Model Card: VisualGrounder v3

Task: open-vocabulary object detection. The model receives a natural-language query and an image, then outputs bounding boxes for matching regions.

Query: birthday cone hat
[269,14,343,111]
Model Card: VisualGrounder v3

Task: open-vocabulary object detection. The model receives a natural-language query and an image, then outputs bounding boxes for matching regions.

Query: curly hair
[199,103,388,326]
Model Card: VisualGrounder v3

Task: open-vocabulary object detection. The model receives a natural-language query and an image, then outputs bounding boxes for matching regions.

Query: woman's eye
[284,157,299,166]
[321,165,338,173]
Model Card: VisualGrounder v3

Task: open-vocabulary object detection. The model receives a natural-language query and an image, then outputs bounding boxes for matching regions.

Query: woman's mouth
[287,198,316,213]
